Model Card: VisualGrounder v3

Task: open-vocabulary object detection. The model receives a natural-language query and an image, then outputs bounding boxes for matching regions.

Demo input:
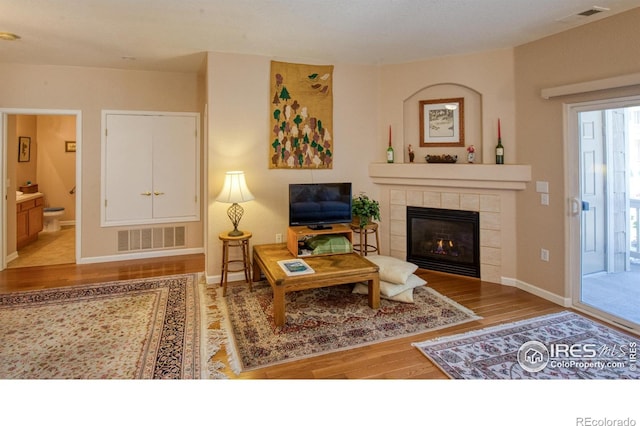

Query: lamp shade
[216,171,254,204]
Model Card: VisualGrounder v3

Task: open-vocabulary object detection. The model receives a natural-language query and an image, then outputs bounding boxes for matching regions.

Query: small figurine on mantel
[408,144,415,163]
[466,145,476,163]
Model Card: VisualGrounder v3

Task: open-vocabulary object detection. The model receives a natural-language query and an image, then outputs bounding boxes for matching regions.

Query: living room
[1,5,638,300]
[1,2,639,424]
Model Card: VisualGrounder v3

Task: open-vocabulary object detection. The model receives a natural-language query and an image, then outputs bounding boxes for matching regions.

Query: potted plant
[351,193,380,227]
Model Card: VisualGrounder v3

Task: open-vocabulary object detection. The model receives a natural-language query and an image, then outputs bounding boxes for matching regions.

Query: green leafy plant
[351,193,380,227]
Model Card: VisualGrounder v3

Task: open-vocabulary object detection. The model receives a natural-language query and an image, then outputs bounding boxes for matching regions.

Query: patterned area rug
[0,274,226,379]
[219,280,481,371]
[413,311,640,379]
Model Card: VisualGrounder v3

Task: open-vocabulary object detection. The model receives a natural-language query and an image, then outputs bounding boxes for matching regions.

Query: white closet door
[104,114,154,223]
[152,115,198,219]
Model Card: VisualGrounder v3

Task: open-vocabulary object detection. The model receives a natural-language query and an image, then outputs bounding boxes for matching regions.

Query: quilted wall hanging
[269,61,334,169]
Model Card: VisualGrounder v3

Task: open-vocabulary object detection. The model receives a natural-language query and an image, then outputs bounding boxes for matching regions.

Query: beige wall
[514,7,640,298]
[0,63,204,260]
[205,52,379,277]
[379,49,516,165]
[15,115,38,187]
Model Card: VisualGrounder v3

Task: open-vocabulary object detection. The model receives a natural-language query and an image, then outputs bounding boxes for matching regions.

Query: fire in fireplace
[406,206,480,278]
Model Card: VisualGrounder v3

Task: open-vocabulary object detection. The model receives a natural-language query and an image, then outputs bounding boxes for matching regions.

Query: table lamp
[216,171,255,236]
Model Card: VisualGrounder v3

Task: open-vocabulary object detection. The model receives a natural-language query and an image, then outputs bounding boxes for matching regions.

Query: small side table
[350,222,380,256]
[219,231,252,296]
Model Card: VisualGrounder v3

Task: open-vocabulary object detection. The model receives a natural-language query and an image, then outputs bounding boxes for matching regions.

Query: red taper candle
[388,125,392,146]
[498,119,501,139]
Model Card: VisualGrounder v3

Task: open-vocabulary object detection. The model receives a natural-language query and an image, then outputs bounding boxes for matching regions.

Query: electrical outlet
[541,193,549,206]
[540,248,550,262]
[275,233,283,243]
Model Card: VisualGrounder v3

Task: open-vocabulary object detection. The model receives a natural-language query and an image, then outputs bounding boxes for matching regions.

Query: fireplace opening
[406,206,480,278]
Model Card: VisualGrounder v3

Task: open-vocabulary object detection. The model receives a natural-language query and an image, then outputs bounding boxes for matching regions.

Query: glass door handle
[570,198,580,216]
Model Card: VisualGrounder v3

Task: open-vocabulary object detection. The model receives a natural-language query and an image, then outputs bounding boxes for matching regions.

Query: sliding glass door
[569,98,640,331]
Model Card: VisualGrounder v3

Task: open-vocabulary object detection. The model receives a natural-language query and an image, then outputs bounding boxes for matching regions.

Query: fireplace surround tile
[482,246,502,266]
[481,229,502,248]
[390,204,406,221]
[423,191,442,208]
[480,194,501,212]
[460,194,480,211]
[390,189,406,205]
[387,188,508,283]
[441,193,461,209]
[406,190,424,206]
[389,219,406,236]
[480,212,501,230]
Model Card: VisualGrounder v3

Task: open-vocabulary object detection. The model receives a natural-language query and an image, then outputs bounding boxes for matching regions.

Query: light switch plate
[536,181,549,193]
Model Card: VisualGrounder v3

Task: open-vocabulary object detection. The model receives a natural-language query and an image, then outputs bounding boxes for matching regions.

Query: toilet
[43,207,65,232]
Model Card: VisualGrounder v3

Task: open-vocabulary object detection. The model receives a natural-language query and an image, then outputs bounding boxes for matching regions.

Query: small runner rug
[219,281,481,372]
[413,311,640,379]
[0,273,226,379]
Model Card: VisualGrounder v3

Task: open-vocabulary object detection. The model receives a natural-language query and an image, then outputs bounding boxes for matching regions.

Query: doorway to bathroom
[1,109,81,271]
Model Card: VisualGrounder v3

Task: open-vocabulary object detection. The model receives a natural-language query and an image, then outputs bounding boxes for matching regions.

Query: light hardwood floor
[0,253,569,379]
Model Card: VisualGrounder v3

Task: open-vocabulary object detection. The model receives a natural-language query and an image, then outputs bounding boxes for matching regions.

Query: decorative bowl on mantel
[425,154,458,163]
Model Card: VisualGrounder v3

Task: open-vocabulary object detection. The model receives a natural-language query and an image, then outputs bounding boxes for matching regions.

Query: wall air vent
[117,226,186,252]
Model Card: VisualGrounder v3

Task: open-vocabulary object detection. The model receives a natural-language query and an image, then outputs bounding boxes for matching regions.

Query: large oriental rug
[0,273,226,379]
[413,311,640,379]
[219,281,481,372]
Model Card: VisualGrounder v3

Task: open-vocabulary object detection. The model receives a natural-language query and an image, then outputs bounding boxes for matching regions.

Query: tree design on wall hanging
[270,61,334,169]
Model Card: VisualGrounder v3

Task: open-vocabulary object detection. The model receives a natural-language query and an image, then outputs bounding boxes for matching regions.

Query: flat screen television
[289,182,352,229]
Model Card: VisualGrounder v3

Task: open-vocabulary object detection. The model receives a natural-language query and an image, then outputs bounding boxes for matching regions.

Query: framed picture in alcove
[419,98,464,147]
[18,137,31,162]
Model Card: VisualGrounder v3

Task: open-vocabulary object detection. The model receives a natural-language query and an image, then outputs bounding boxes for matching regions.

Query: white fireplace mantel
[369,163,532,190]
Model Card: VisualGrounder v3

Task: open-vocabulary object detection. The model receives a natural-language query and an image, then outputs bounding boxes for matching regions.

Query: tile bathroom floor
[8,225,75,268]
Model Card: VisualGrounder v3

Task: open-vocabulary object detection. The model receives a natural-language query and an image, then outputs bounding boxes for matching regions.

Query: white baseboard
[6,251,18,263]
[60,220,76,227]
[205,271,249,286]
[78,247,204,264]
[502,276,571,307]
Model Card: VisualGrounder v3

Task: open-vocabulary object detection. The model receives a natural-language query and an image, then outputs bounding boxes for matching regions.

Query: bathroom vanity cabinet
[17,195,44,249]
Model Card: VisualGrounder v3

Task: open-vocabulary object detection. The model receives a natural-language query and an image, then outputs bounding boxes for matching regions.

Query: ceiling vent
[577,6,609,17]
[557,6,609,23]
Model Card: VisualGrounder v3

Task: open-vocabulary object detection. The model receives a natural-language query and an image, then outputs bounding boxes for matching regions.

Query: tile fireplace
[369,162,532,284]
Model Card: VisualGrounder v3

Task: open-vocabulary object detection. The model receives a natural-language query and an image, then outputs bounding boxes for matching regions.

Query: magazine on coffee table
[277,259,315,276]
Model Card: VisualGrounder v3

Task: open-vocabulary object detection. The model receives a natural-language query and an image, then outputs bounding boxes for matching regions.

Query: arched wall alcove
[403,83,483,163]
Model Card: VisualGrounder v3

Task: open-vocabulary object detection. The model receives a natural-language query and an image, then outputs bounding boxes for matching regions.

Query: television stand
[308,224,332,230]
[287,224,353,257]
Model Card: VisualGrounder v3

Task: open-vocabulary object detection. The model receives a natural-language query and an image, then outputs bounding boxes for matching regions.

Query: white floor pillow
[365,255,418,285]
[352,274,426,303]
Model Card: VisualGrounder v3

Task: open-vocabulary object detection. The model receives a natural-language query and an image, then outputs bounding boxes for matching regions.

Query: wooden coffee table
[252,243,380,327]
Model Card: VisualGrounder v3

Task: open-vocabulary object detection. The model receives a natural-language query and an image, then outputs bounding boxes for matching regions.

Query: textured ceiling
[1,0,639,72]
